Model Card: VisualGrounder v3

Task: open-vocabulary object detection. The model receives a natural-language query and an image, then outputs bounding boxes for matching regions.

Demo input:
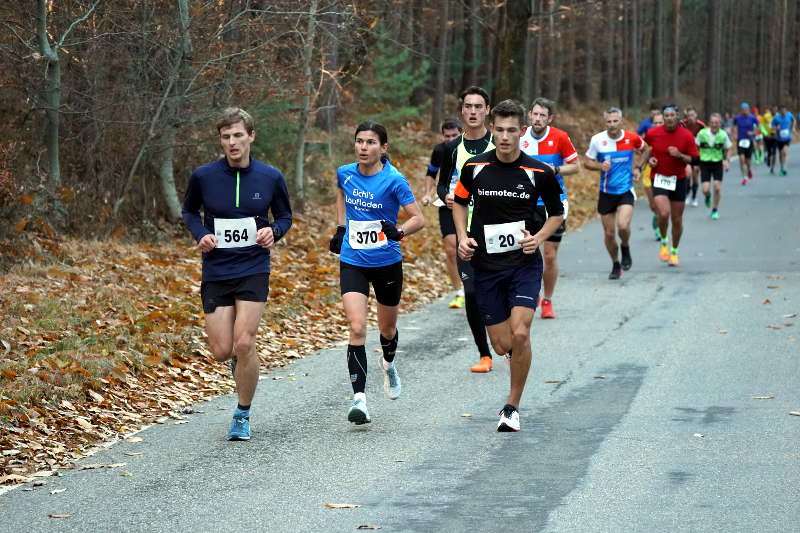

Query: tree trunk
[564,6,576,109]
[522,0,534,105]
[670,0,681,99]
[315,5,340,134]
[652,0,664,99]
[703,0,722,115]
[465,0,479,86]
[430,0,450,131]
[531,0,542,99]
[292,0,319,209]
[36,0,62,191]
[601,0,614,101]
[776,0,787,103]
[547,0,562,102]
[630,0,640,109]
[496,0,530,102]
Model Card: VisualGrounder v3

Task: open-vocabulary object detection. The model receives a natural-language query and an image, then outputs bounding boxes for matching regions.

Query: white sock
[382,358,393,371]
[457,288,464,297]
[354,392,366,402]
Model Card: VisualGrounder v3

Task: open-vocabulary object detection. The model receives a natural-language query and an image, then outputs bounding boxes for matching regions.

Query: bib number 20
[498,233,516,248]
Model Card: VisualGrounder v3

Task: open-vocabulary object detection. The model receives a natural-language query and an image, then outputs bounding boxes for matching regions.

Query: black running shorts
[776,139,791,150]
[340,260,403,306]
[533,206,566,243]
[473,257,543,326]
[737,144,753,159]
[597,190,635,215]
[652,178,689,202]
[200,273,269,314]
[700,161,724,183]
[438,206,456,237]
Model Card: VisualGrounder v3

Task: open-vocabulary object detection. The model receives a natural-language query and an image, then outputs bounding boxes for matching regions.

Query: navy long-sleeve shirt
[182,157,292,281]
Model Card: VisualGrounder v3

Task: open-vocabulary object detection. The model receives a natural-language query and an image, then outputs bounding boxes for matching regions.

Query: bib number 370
[348,219,387,250]
[215,217,257,249]
[484,221,525,254]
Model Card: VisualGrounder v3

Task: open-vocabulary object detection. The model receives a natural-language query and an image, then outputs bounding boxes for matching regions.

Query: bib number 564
[224,228,248,243]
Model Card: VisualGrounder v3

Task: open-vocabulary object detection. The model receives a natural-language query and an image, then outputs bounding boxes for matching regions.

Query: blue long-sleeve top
[182,157,292,281]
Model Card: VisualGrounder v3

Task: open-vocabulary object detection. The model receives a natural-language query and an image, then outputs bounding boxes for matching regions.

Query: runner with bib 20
[182,107,293,441]
[329,121,424,425]
[453,100,564,432]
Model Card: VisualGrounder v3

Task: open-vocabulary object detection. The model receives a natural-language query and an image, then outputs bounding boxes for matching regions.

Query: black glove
[380,220,404,241]
[329,225,345,254]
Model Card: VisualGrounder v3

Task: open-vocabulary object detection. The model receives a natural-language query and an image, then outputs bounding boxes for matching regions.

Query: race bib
[738,138,751,149]
[484,221,525,254]
[214,217,257,249]
[348,219,387,250]
[653,174,677,191]
[780,129,790,139]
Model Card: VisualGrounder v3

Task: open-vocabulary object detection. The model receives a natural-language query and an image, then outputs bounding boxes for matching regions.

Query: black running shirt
[453,150,563,271]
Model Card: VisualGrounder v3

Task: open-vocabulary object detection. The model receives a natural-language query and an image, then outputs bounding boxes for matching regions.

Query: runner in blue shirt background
[636,103,661,136]
[732,102,759,184]
[771,105,796,175]
[329,120,425,426]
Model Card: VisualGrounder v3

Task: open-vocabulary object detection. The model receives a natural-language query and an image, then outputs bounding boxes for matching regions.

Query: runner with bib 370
[453,100,564,432]
[182,107,293,442]
[329,121,424,426]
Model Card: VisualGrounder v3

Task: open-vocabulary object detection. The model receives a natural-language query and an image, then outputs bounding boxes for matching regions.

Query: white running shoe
[691,198,699,207]
[497,404,520,432]
[347,394,371,425]
[381,360,402,400]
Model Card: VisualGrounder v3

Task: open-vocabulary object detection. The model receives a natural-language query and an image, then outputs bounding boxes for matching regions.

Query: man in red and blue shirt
[584,107,645,279]
[518,97,579,319]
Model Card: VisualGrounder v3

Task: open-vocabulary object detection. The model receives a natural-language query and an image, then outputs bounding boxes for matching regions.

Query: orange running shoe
[668,250,680,266]
[470,356,493,373]
[659,244,669,262]
[540,299,555,319]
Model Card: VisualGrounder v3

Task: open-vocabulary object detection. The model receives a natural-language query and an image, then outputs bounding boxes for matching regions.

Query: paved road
[2,155,799,532]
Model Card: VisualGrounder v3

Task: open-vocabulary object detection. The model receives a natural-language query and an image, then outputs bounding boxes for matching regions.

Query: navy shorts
[473,256,543,326]
[200,273,269,314]
[597,190,635,215]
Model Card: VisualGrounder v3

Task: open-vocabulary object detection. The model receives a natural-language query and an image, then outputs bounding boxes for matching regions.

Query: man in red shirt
[642,105,700,267]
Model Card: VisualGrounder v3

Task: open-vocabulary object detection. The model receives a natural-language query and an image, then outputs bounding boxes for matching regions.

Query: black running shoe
[620,247,632,271]
[609,262,622,280]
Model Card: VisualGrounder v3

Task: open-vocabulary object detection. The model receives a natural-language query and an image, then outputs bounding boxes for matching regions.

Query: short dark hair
[217,107,255,134]
[685,105,697,113]
[529,97,555,116]
[459,86,490,108]
[441,117,463,133]
[490,99,525,126]
[649,102,660,111]
[354,120,388,145]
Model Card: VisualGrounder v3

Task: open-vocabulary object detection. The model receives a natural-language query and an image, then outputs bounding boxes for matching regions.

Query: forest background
[1,0,799,483]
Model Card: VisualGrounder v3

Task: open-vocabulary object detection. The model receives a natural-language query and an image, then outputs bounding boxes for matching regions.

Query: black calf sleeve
[347,344,367,394]
[380,331,398,363]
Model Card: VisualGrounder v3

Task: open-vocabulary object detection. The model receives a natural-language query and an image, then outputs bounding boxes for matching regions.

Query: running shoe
[621,247,632,271]
[608,262,622,280]
[659,244,669,262]
[470,356,493,373]
[780,168,787,176]
[668,251,680,267]
[748,169,753,179]
[540,299,555,319]
[691,197,699,207]
[497,404,520,432]
[380,360,401,400]
[704,194,711,208]
[741,178,748,186]
[654,227,662,241]
[347,394,371,425]
[227,416,251,441]
[448,295,465,309]
[711,210,720,220]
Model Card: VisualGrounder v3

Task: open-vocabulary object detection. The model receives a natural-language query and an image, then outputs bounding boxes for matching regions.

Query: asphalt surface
[2,152,799,532]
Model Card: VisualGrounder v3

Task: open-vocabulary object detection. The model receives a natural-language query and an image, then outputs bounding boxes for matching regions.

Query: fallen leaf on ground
[783,313,797,318]
[0,474,29,484]
[789,412,800,417]
[716,328,728,334]
[544,380,563,384]
[356,526,382,530]
[594,376,606,379]
[767,325,782,330]
[48,514,72,518]
[762,299,771,304]
[324,504,361,509]
[87,390,105,403]
[174,421,188,425]
[126,437,143,443]
[31,471,56,478]
[693,433,704,438]
[32,479,48,487]
[123,452,143,457]
[751,396,774,400]
[767,285,778,289]
[121,471,134,477]
[50,488,66,494]
[461,414,472,418]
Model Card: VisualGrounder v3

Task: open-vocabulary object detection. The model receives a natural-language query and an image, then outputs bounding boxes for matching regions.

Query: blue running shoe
[381,361,401,400]
[227,416,250,441]
[347,394,371,425]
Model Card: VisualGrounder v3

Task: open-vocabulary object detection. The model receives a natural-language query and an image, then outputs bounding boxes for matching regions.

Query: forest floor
[0,108,621,486]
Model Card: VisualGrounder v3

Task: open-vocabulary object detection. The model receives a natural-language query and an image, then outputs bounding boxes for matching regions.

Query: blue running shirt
[338,161,416,268]
[585,130,645,194]
[771,112,795,141]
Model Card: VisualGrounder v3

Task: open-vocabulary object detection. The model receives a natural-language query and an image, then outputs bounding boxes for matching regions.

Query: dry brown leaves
[0,136,602,485]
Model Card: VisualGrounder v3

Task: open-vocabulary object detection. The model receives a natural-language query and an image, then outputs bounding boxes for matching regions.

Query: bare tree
[430,0,450,131]
[670,0,681,99]
[292,0,320,209]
